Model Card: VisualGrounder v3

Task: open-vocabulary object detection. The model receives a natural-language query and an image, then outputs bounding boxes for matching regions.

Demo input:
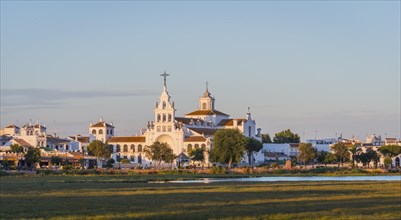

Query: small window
[163,114,166,122]
[131,144,135,152]
[107,130,109,135]
[162,101,166,109]
[162,126,166,132]
[202,103,207,110]
[195,144,199,149]
[116,145,120,153]
[99,130,103,135]
[92,129,96,135]
[138,154,142,164]
[157,114,161,122]
[201,144,206,149]
[123,144,128,152]
[138,145,143,152]
[167,126,172,132]
[188,144,193,151]
[157,126,161,132]
[168,114,172,122]
[110,130,113,135]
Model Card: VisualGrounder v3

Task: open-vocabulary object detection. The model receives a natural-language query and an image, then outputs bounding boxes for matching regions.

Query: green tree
[378,145,401,158]
[106,158,115,168]
[24,147,41,169]
[261,133,272,143]
[245,137,263,166]
[9,144,24,168]
[355,149,369,167]
[211,129,246,168]
[273,129,300,143]
[189,147,205,168]
[366,148,380,168]
[323,152,337,165]
[297,143,317,168]
[384,157,392,169]
[348,144,358,168]
[317,151,328,166]
[87,140,112,168]
[50,156,62,166]
[331,143,350,167]
[144,142,175,168]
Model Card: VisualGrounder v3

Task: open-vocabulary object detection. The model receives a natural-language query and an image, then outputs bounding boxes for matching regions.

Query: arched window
[163,114,166,122]
[188,144,193,151]
[168,114,172,122]
[99,130,103,135]
[202,103,207,110]
[26,131,29,135]
[116,145,121,153]
[157,114,161,122]
[123,144,128,152]
[92,129,97,135]
[138,145,143,152]
[131,144,135,152]
[30,131,33,135]
[195,144,199,149]
[201,144,206,149]
[162,101,166,109]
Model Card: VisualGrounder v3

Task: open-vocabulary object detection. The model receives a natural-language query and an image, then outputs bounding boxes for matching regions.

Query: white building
[105,73,261,168]
[306,138,337,152]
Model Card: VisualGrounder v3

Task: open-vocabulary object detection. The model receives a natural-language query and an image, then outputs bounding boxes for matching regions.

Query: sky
[1,1,400,141]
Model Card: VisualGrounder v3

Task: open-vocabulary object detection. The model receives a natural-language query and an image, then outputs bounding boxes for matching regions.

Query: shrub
[63,165,74,171]
[211,166,226,174]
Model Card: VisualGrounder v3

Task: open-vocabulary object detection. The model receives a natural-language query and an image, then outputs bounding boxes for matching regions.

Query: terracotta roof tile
[189,128,218,136]
[185,109,229,117]
[91,122,114,128]
[5,124,20,129]
[184,136,207,142]
[68,136,90,143]
[108,136,146,143]
[12,138,33,147]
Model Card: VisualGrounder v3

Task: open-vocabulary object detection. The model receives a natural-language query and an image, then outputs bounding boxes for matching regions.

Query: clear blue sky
[1,1,400,141]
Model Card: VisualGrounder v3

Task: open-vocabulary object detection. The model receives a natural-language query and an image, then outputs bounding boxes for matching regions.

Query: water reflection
[170,176,401,183]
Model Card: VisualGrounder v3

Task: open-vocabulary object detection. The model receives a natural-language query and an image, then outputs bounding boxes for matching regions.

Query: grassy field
[0,175,400,220]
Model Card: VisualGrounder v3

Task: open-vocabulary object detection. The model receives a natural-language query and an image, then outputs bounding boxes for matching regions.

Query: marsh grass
[0,175,400,219]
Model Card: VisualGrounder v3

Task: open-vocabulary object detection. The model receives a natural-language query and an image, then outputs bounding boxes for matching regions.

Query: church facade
[93,73,260,167]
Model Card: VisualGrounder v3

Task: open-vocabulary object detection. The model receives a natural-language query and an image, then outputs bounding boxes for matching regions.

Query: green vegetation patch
[0,176,400,219]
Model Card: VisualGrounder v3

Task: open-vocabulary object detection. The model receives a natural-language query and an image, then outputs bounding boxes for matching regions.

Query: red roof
[184,136,207,142]
[68,136,90,143]
[5,124,20,129]
[108,136,146,143]
[217,119,246,126]
[12,138,33,147]
[189,128,218,136]
[185,109,229,117]
[91,122,114,128]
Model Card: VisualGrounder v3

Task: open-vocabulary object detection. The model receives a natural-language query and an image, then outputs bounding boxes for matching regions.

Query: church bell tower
[153,72,176,133]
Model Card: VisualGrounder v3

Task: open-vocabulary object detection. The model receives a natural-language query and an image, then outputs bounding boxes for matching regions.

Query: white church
[89,73,261,167]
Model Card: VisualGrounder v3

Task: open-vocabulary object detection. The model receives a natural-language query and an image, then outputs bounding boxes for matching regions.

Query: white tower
[154,72,176,133]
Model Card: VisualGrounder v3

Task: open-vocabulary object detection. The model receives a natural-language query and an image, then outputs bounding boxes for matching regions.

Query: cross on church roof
[161,71,170,87]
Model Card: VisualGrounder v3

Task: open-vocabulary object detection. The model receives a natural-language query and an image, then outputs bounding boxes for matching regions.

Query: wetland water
[169,175,401,183]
